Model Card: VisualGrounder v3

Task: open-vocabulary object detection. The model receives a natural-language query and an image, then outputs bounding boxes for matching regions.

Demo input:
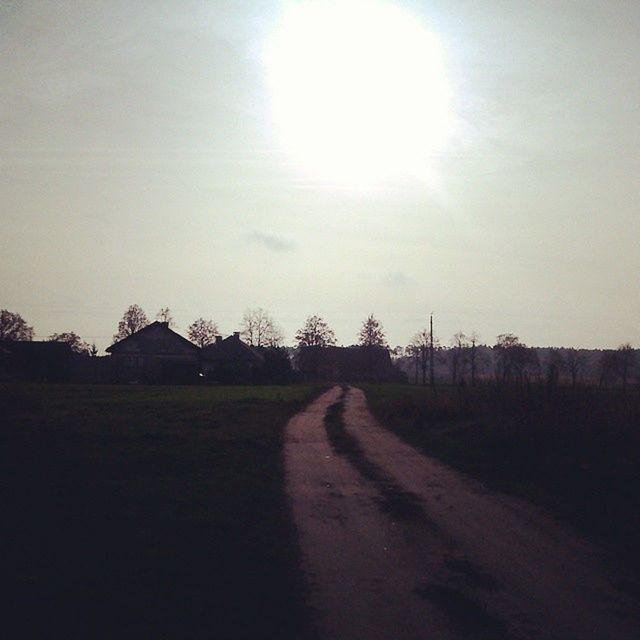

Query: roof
[201,332,264,364]
[296,344,397,381]
[106,321,199,354]
[1,340,73,357]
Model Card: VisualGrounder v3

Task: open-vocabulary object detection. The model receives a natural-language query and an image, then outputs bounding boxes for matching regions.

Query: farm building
[106,321,200,384]
[201,332,265,384]
[296,345,405,383]
[0,340,74,382]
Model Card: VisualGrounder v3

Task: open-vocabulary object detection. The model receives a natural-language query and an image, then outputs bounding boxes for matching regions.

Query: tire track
[285,385,640,639]
[340,386,640,640]
[322,386,515,639]
[323,387,426,525]
[285,386,461,639]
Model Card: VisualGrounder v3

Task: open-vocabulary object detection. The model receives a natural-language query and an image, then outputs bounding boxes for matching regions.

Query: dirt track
[284,386,640,640]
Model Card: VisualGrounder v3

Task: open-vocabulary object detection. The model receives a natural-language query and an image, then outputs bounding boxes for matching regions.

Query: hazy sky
[2,0,639,351]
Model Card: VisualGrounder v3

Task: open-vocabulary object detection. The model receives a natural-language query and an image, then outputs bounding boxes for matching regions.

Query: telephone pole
[429,312,435,388]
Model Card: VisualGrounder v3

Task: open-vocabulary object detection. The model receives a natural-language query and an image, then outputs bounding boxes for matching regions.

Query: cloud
[384,271,413,287]
[245,232,296,253]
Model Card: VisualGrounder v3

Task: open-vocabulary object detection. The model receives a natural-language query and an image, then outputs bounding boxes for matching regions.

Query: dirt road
[284,386,640,640]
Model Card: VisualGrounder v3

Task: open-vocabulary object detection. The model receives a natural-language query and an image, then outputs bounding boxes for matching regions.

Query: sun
[264,0,455,187]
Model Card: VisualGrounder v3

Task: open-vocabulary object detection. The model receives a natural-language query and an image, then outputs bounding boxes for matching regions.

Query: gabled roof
[201,332,264,364]
[106,321,199,354]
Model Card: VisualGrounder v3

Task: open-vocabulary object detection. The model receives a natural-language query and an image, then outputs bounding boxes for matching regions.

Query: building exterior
[200,332,264,384]
[0,341,74,382]
[296,345,405,383]
[106,321,200,384]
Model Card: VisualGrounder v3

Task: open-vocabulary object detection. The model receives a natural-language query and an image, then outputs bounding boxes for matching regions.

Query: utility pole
[429,313,435,388]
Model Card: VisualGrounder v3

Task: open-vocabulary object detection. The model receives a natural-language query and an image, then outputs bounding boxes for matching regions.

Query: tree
[295,315,337,348]
[565,348,584,390]
[494,333,537,383]
[48,332,91,354]
[187,318,219,348]
[241,308,284,347]
[408,329,430,385]
[113,305,149,342]
[494,334,520,382]
[156,307,175,327]
[618,343,635,392]
[598,350,620,389]
[358,314,387,348]
[544,348,565,389]
[390,345,404,360]
[450,331,469,385]
[0,309,34,341]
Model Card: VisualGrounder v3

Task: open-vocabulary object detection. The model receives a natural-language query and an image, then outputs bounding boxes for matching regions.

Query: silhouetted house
[201,332,264,384]
[296,345,405,383]
[0,341,73,382]
[0,344,9,379]
[71,354,112,384]
[106,321,200,384]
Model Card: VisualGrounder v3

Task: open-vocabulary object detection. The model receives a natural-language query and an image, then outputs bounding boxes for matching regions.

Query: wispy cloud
[245,231,296,253]
[384,271,413,287]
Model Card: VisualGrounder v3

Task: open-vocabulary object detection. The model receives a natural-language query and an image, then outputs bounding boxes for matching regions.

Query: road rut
[284,386,640,640]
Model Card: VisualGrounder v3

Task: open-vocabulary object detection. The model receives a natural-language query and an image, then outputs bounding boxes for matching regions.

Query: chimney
[233,331,240,340]
[215,335,223,345]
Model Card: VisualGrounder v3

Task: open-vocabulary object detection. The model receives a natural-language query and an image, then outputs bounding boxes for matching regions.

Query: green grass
[363,382,640,568]
[0,383,326,639]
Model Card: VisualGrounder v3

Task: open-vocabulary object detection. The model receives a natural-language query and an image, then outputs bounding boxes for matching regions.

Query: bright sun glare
[264,0,454,187]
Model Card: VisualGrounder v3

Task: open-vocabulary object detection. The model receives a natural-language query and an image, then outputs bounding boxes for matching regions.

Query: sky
[2,0,639,352]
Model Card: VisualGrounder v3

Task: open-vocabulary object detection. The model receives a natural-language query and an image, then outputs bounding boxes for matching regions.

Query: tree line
[1,306,636,386]
[402,329,637,390]
[0,306,390,353]
[110,305,388,351]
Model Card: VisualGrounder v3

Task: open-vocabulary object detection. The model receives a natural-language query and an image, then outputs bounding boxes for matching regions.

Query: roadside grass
[0,383,325,639]
[362,383,640,568]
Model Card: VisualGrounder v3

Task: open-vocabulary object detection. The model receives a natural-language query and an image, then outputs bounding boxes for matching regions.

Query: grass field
[0,383,326,639]
[363,382,640,569]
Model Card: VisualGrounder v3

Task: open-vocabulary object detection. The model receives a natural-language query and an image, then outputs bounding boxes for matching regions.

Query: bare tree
[113,305,149,342]
[358,314,387,347]
[187,318,219,348]
[295,315,337,347]
[598,350,620,389]
[408,329,429,385]
[156,307,175,327]
[565,348,584,390]
[48,331,91,354]
[450,331,469,385]
[0,309,34,341]
[545,348,565,388]
[618,343,635,392]
[241,308,284,347]
[265,322,285,348]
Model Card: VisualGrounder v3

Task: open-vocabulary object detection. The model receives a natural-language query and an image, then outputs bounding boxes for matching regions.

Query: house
[201,332,264,384]
[0,341,74,382]
[106,321,200,384]
[296,345,405,383]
